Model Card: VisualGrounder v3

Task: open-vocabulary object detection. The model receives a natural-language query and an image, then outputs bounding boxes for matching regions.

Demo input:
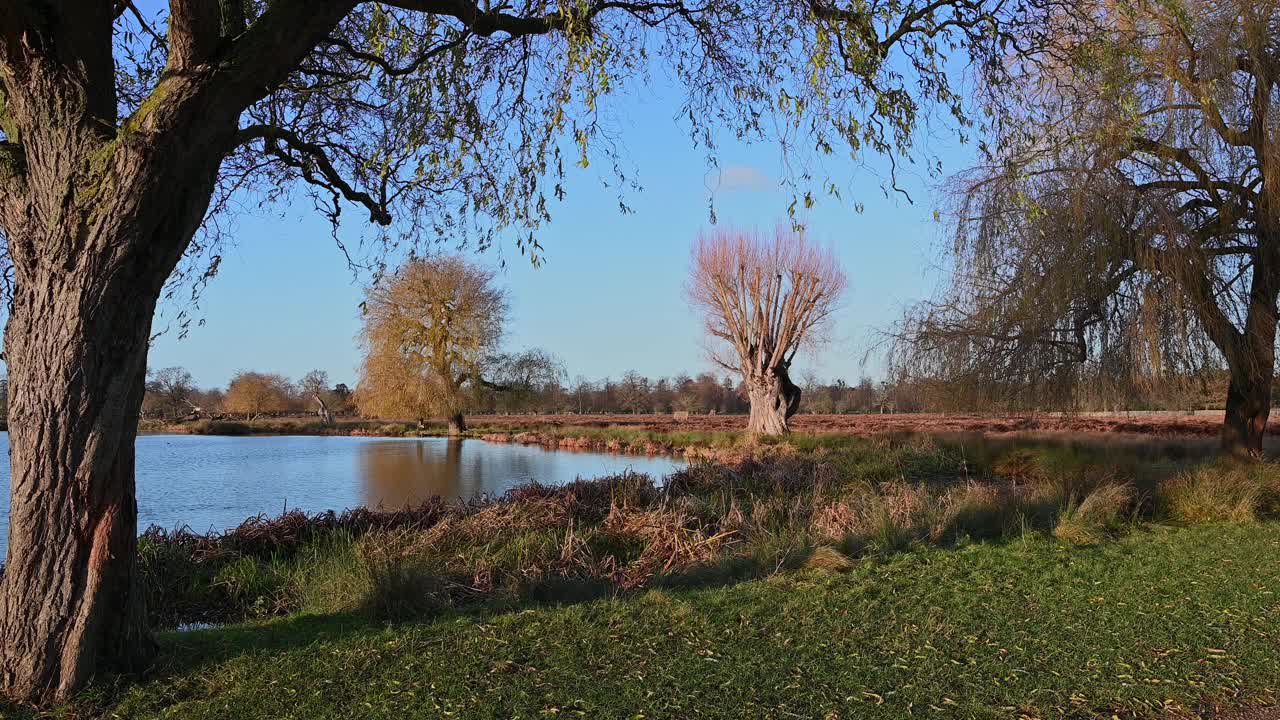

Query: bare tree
[0,0,1011,702]
[482,349,566,413]
[356,255,508,434]
[688,227,846,434]
[142,367,197,421]
[896,0,1280,457]
[300,369,335,425]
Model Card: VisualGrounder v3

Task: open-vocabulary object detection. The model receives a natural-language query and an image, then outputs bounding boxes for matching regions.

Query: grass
[12,431,1280,718]
[37,523,1280,719]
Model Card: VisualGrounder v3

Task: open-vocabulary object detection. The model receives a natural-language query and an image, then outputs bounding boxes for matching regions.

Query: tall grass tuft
[1052,483,1135,545]
[354,530,453,621]
[1159,462,1274,524]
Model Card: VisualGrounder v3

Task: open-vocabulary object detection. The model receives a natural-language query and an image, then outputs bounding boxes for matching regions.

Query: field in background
[148,411,1261,441]
[467,411,1249,438]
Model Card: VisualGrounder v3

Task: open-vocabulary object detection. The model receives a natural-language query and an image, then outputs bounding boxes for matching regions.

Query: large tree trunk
[1215,240,1279,460]
[1219,298,1276,459]
[1222,371,1271,459]
[0,57,231,707]
[746,367,801,436]
[0,260,166,701]
[0,0,360,704]
[447,412,467,436]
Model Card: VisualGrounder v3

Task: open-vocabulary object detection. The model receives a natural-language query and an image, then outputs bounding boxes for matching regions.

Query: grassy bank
[36,523,1280,719]
[13,434,1280,718]
[132,435,1280,630]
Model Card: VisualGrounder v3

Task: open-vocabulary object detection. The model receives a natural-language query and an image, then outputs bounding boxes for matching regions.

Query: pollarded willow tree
[356,255,507,434]
[0,0,1012,702]
[689,227,846,434]
[895,0,1280,457]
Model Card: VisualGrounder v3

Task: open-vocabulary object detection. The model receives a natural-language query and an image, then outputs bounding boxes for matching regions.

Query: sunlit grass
[56,523,1280,720]
[27,430,1280,719]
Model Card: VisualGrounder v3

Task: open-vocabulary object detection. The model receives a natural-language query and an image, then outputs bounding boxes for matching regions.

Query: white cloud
[713,164,772,193]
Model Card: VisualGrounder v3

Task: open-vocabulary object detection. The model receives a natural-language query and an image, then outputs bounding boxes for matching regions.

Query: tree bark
[0,42,235,706]
[447,412,467,436]
[0,0,371,703]
[746,367,801,436]
[1221,371,1271,459]
[1214,235,1279,460]
[0,258,166,702]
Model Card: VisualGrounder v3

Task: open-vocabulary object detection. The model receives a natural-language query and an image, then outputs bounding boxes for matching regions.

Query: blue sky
[147,52,974,390]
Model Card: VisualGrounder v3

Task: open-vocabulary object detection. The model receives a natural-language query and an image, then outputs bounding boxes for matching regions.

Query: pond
[0,434,685,557]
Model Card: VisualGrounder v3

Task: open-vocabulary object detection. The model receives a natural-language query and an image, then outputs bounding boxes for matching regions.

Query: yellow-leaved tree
[356,256,507,434]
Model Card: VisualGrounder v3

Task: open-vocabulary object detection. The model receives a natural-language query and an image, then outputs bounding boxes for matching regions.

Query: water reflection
[363,437,554,508]
[0,434,685,557]
[360,437,686,508]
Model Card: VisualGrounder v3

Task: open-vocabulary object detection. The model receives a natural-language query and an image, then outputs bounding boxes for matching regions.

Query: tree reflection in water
[359,438,680,509]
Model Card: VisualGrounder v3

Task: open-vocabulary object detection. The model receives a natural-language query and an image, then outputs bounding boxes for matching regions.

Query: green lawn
[59,523,1280,719]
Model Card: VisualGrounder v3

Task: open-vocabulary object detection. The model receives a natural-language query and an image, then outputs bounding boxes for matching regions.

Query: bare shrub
[603,503,735,588]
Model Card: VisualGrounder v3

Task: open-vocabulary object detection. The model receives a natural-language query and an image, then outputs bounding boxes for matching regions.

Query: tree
[895,0,1280,456]
[0,0,1008,703]
[688,227,846,434]
[331,383,355,415]
[142,367,198,421]
[618,370,652,414]
[223,371,293,420]
[188,387,225,416]
[356,255,508,434]
[483,348,566,413]
[300,369,335,425]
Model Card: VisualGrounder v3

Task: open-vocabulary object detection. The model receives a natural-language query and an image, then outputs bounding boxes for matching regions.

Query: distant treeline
[140,367,902,419]
[134,364,1280,423]
[474,373,889,415]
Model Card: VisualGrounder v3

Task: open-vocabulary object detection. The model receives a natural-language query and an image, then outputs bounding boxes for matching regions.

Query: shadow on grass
[150,611,379,678]
[144,521,1067,688]
[84,436,1280,714]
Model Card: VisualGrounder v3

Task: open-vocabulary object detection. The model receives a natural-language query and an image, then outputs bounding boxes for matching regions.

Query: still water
[0,434,684,556]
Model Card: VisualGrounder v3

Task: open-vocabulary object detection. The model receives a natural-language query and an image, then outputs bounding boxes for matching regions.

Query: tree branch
[117,1,165,46]
[1129,137,1254,205]
[213,0,358,108]
[322,32,471,77]
[475,376,511,392]
[379,0,569,37]
[168,0,222,71]
[218,0,246,38]
[236,124,392,225]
